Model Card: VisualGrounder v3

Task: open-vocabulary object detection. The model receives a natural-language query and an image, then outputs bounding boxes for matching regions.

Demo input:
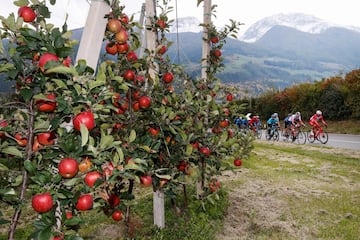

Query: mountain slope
[240,13,360,42]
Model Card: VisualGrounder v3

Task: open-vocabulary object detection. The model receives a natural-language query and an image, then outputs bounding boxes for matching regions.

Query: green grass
[234,141,360,240]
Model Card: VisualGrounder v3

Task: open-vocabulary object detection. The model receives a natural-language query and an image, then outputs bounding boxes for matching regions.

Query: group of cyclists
[233,110,328,143]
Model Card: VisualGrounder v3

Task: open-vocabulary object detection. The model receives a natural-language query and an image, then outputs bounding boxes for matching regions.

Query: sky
[0,0,359,35]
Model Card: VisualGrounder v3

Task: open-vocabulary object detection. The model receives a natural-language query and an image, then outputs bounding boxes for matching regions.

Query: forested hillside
[239,68,360,121]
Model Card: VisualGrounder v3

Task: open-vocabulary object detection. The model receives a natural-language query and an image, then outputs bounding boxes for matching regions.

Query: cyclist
[248,115,260,132]
[289,112,306,141]
[309,110,328,136]
[283,113,292,137]
[266,114,279,137]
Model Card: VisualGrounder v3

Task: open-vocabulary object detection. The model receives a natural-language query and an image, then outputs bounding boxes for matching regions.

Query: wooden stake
[76,0,112,71]
[201,0,212,81]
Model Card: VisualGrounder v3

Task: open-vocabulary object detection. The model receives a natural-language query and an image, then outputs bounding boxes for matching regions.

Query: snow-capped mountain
[169,16,202,33]
[240,13,360,43]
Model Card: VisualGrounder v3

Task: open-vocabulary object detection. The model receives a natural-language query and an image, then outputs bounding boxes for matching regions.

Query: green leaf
[51,79,68,89]
[1,146,23,157]
[154,173,171,180]
[45,66,79,76]
[3,188,16,196]
[12,175,23,187]
[0,63,15,73]
[20,88,33,102]
[129,130,136,143]
[89,79,106,90]
[80,124,89,147]
[100,135,114,150]
[14,0,29,7]
[38,226,52,240]
[63,177,79,186]
[0,163,9,171]
[220,131,228,143]
[24,160,36,174]
[185,144,193,156]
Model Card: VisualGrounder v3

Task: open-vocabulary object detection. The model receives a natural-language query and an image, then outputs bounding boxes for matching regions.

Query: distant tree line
[238,68,360,121]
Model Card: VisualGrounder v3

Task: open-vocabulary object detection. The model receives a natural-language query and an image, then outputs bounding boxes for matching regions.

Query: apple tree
[0,0,254,239]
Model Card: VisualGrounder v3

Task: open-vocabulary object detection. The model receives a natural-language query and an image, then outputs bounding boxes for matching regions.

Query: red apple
[115,29,129,44]
[119,14,129,24]
[234,159,242,167]
[36,93,57,112]
[140,175,152,187]
[148,127,160,136]
[106,42,118,55]
[219,119,229,128]
[62,56,72,67]
[209,179,221,192]
[65,211,73,219]
[73,111,95,131]
[84,171,102,187]
[123,69,135,81]
[58,158,78,179]
[157,19,166,29]
[191,141,199,149]
[116,42,129,54]
[226,94,233,102]
[199,146,211,157]
[162,72,174,84]
[108,194,121,208]
[177,160,188,172]
[37,132,56,145]
[75,194,93,211]
[111,210,123,221]
[126,51,138,62]
[158,45,168,55]
[18,6,36,22]
[38,53,59,72]
[0,120,8,138]
[32,192,53,213]
[138,96,151,109]
[210,36,219,44]
[15,133,27,147]
[107,19,122,33]
[213,49,222,57]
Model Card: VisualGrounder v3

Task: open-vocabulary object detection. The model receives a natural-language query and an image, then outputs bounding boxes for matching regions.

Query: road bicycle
[307,125,329,144]
[265,125,280,141]
[248,124,262,139]
[283,124,306,144]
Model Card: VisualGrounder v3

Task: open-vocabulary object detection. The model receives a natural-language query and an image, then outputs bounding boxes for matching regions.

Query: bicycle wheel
[318,130,329,144]
[256,128,262,139]
[273,130,280,141]
[296,131,306,144]
[307,130,315,143]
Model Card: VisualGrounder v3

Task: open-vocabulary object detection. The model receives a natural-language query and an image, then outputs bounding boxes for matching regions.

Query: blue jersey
[267,118,278,126]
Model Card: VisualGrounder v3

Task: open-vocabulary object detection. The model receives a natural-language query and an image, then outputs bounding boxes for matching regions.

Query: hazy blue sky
[1,0,359,34]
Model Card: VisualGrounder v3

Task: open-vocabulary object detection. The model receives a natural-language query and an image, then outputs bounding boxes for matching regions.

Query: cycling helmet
[273,113,278,117]
[271,114,276,119]
[316,110,322,115]
[295,112,300,116]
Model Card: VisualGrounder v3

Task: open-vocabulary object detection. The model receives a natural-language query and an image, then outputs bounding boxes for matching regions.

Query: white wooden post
[201,0,211,81]
[76,0,112,71]
[137,3,146,58]
[197,0,212,199]
[143,0,165,229]
[145,0,158,83]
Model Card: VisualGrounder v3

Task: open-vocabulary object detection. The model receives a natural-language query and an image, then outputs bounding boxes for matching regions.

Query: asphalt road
[259,131,360,151]
[315,133,360,151]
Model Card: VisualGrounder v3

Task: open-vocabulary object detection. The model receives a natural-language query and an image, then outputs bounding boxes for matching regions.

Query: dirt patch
[216,142,360,240]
